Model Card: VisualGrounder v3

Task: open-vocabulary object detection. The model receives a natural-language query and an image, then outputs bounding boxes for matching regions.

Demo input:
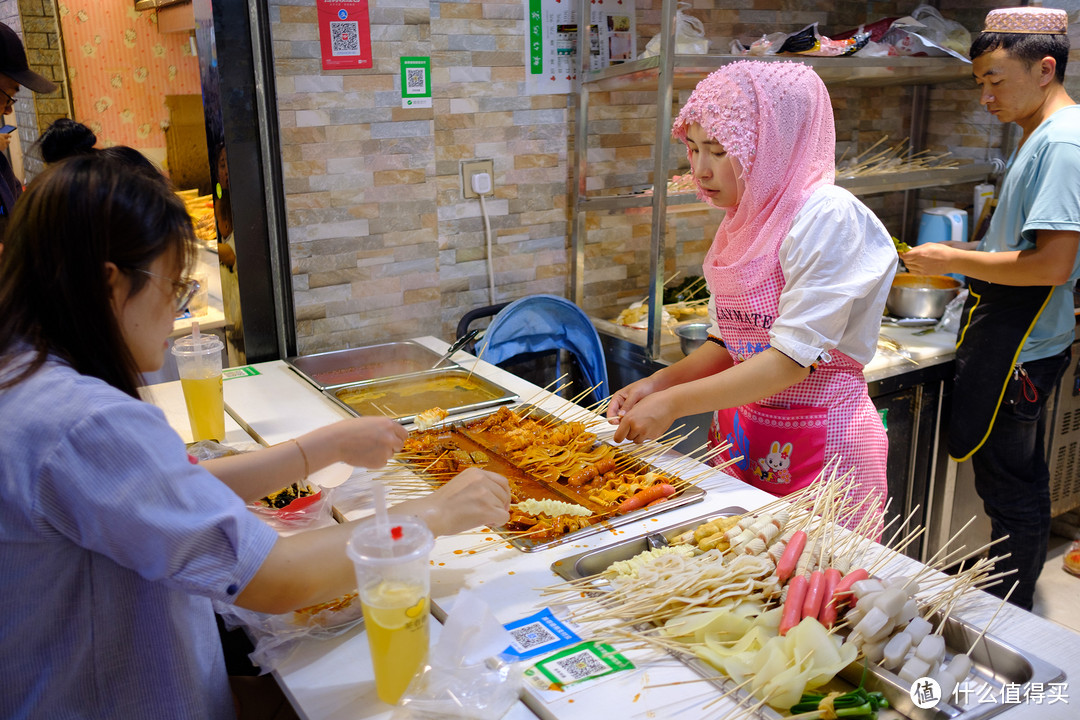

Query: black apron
[948,278,1054,461]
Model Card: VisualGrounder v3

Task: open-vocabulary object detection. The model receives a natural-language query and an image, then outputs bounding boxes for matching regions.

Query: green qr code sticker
[524,641,633,690]
[223,366,260,380]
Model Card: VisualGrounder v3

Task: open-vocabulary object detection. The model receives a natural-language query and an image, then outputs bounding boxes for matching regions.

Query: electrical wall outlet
[461,159,494,199]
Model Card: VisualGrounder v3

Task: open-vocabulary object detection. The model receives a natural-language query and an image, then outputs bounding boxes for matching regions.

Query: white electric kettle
[917,207,968,246]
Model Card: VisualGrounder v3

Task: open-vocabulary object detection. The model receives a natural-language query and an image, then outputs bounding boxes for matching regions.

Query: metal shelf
[579,163,996,214]
[584,54,972,93]
[838,162,995,195]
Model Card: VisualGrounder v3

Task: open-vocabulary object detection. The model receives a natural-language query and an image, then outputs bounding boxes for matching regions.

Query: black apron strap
[948,278,1054,460]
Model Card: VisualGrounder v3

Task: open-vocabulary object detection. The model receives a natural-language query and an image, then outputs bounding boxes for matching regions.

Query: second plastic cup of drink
[346,516,434,705]
[171,332,225,442]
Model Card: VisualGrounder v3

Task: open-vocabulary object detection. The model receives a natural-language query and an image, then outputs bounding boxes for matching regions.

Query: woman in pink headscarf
[607,60,897,526]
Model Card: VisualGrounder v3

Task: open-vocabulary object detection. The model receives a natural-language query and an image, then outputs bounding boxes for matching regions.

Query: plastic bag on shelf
[881,7,971,61]
[731,32,787,55]
[909,4,972,56]
[851,40,894,58]
[833,16,902,44]
[739,23,868,57]
[393,589,520,720]
[642,2,708,58]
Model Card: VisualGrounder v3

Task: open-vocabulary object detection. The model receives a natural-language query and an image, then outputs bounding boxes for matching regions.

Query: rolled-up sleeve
[770,187,897,367]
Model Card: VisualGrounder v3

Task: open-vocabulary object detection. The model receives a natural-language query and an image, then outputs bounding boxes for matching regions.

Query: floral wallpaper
[57,1,200,155]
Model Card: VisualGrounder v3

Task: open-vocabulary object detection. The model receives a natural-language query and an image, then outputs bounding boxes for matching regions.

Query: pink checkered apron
[706,262,888,529]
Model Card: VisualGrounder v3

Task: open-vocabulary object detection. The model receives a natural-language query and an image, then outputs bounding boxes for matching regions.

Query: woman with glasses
[0,154,511,718]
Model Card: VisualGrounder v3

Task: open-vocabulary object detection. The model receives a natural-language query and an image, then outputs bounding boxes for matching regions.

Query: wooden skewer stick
[965,580,1018,656]
[464,332,491,383]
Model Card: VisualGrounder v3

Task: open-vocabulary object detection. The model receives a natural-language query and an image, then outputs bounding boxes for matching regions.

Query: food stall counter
[150,338,1080,720]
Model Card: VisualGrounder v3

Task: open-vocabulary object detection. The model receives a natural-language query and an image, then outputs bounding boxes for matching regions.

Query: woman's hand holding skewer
[399,467,511,536]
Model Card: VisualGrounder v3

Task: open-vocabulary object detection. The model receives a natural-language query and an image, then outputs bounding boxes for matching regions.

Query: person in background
[0,22,57,235]
[606,61,897,529]
[0,154,511,718]
[903,7,1079,611]
[35,117,98,164]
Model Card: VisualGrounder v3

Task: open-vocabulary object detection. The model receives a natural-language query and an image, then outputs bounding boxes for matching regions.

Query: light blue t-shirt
[0,354,279,719]
[978,104,1080,362]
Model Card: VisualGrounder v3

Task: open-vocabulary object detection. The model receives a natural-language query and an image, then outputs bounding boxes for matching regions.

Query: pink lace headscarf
[673,60,835,296]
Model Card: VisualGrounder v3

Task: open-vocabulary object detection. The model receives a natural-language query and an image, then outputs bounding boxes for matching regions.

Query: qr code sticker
[510,621,560,651]
[548,649,608,683]
[329,21,360,56]
[405,67,426,94]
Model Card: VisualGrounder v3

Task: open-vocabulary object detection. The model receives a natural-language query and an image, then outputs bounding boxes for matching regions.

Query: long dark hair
[0,153,196,397]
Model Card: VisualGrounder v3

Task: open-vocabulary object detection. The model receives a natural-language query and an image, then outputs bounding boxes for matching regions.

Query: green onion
[787,687,889,719]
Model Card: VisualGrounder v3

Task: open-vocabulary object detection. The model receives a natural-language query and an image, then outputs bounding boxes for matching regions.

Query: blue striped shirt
[0,355,278,719]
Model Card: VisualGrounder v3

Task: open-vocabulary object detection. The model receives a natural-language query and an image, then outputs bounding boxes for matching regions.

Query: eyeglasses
[0,87,17,108]
[133,268,200,312]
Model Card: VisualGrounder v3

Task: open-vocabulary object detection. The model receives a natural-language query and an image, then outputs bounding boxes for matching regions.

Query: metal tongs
[431,328,480,369]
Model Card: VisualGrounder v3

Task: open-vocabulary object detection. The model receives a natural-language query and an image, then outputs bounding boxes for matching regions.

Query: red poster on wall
[316,0,373,70]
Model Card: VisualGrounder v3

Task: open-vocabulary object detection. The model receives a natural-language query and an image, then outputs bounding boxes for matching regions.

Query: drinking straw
[192,320,201,343]
[371,480,393,552]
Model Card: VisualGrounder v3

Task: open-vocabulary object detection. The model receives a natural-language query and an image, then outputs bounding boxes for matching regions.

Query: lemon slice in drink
[362,581,426,630]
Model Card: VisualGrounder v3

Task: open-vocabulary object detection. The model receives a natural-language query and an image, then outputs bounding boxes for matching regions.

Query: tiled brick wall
[272,0,568,354]
[270,0,1070,353]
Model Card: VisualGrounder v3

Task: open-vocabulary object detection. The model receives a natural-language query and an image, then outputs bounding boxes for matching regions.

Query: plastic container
[171,331,225,442]
[347,516,434,704]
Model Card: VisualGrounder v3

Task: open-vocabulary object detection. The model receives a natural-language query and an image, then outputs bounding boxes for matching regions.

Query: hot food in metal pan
[394,405,711,549]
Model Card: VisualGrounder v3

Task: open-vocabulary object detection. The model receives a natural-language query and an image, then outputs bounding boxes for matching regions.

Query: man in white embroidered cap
[903,7,1079,611]
[0,21,57,235]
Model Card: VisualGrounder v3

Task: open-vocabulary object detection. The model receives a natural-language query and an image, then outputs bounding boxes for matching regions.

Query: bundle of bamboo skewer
[837,135,960,179]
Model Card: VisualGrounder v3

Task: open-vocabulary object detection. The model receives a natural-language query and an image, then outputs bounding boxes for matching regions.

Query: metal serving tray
[324,368,518,424]
[551,512,1066,720]
[400,405,707,552]
[285,341,451,389]
[550,507,746,579]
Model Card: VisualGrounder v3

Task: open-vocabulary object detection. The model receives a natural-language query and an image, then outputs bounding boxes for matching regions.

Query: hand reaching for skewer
[609,388,679,444]
[607,376,678,444]
[403,467,511,536]
[326,416,408,468]
[606,375,661,422]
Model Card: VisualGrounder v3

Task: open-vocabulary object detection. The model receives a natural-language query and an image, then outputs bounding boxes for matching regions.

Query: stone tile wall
[270,0,1046,352]
[272,0,568,354]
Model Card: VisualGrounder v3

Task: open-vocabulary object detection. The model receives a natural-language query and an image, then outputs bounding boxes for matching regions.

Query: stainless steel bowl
[886,274,962,319]
[674,322,710,355]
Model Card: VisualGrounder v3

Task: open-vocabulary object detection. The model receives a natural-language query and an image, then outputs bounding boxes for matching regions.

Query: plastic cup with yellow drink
[347,515,434,704]
[171,324,225,442]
